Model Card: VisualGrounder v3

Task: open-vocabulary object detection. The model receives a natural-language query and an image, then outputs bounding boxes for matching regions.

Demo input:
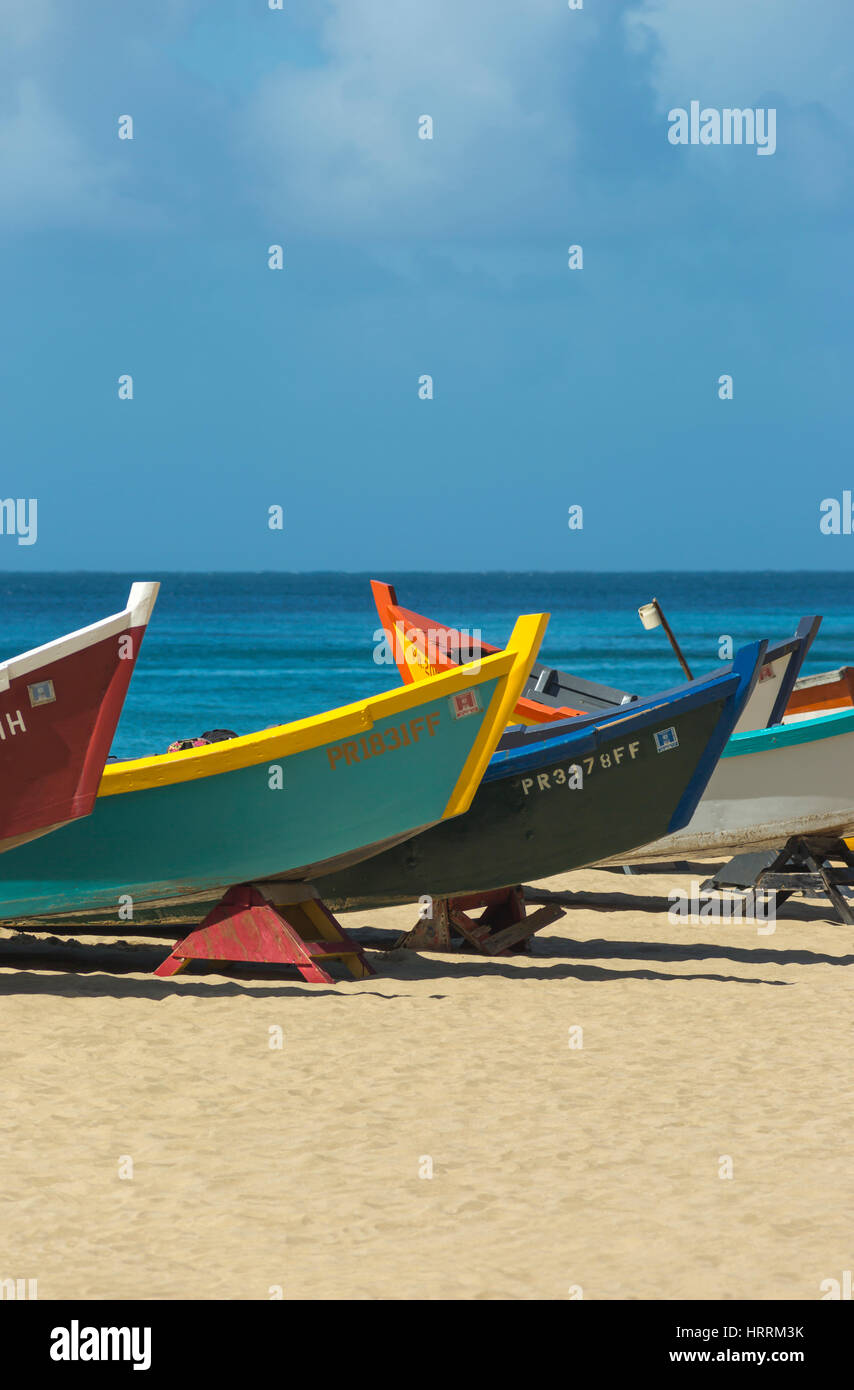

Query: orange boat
[785,667,854,722]
[371,580,629,725]
[372,579,820,735]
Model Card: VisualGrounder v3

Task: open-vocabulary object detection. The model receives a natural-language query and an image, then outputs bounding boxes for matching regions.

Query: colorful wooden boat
[0,613,546,920]
[0,582,159,854]
[371,586,854,868]
[608,705,854,863]
[784,667,854,722]
[371,580,819,735]
[312,642,766,910]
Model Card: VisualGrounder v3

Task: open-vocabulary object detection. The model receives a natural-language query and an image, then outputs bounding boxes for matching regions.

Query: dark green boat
[314,641,765,910]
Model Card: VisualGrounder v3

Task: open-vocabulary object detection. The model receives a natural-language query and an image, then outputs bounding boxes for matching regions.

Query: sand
[1,863,851,1302]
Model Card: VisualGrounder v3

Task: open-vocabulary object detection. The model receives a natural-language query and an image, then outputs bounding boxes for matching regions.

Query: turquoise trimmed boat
[609,704,854,863]
[0,613,547,920]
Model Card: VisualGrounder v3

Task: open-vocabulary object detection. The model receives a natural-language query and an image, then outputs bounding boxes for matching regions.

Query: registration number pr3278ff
[521,740,641,795]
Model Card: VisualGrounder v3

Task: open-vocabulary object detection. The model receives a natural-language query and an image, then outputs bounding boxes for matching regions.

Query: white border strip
[0,582,159,690]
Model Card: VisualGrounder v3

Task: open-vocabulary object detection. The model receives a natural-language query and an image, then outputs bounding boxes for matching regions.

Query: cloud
[627,0,854,215]
[0,0,198,232]
[236,0,592,240]
[0,0,58,48]
[0,78,130,230]
[235,0,854,249]
[0,0,850,240]
[629,0,853,126]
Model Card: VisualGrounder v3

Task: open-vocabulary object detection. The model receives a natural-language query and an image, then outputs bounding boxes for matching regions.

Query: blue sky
[0,0,852,570]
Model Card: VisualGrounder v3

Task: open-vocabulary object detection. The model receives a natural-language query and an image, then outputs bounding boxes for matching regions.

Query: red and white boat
[0,582,159,853]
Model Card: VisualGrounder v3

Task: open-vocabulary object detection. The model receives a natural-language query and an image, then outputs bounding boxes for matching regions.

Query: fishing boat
[0,612,546,920]
[313,642,766,910]
[608,705,854,863]
[784,667,854,722]
[0,582,159,854]
[370,580,819,735]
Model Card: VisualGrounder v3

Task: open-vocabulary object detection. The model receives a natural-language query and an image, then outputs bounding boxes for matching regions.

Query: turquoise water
[0,572,851,760]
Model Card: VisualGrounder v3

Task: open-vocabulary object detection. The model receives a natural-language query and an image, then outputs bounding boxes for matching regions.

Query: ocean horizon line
[1,567,853,578]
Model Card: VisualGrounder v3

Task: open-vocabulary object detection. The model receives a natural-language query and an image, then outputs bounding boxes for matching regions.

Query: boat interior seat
[523,661,638,715]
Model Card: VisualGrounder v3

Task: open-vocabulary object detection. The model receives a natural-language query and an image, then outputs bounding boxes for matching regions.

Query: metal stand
[700,836,854,926]
[154,881,376,981]
[395,885,564,955]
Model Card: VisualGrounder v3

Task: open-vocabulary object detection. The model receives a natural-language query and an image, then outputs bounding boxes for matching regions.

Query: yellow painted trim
[98,636,532,799]
[441,612,550,818]
[396,621,433,683]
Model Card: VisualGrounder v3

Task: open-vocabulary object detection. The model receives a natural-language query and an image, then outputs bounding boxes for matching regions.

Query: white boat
[730,616,820,733]
[607,707,854,862]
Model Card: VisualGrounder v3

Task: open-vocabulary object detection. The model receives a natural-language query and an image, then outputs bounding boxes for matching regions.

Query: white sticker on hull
[28,679,56,706]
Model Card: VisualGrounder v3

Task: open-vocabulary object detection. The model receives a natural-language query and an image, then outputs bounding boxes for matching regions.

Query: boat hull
[0,584,158,853]
[605,708,854,863]
[315,652,760,910]
[0,674,514,920]
[0,610,548,923]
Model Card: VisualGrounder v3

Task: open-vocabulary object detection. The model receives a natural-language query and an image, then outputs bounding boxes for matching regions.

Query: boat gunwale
[723,704,854,757]
[0,582,159,688]
[484,666,746,780]
[792,665,853,689]
[97,616,546,801]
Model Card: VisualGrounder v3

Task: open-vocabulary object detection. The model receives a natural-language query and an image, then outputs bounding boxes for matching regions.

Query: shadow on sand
[2,868,849,998]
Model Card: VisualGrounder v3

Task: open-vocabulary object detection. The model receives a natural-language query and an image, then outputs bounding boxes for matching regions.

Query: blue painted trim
[484,656,753,784]
[665,639,766,832]
[766,615,821,728]
[723,703,854,758]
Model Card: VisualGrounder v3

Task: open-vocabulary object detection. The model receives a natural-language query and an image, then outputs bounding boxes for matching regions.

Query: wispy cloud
[631,0,853,126]
[0,0,850,240]
[0,78,130,230]
[0,0,200,231]
[236,0,589,240]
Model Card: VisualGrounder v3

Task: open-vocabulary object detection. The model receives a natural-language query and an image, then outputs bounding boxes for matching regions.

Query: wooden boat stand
[154,881,376,981]
[395,885,564,955]
[700,836,854,926]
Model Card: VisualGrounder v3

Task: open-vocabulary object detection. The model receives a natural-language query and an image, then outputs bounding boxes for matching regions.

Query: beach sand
[1,863,850,1302]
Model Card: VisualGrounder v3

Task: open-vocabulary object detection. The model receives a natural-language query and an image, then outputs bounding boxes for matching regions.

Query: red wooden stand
[154,882,376,982]
[396,885,564,955]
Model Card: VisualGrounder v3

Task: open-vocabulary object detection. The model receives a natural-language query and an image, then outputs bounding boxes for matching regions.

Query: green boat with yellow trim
[0,613,547,921]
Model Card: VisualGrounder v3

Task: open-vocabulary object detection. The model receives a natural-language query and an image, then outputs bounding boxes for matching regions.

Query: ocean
[1,571,852,761]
